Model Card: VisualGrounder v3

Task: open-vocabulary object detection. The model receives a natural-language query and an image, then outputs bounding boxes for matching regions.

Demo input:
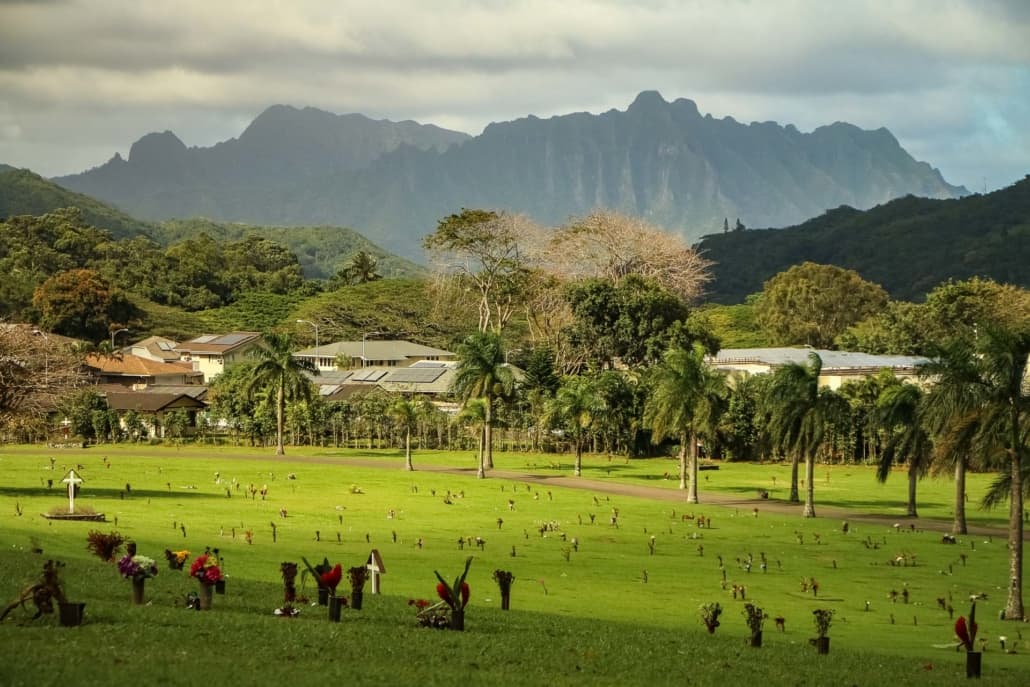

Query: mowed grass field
[0,444,1027,686]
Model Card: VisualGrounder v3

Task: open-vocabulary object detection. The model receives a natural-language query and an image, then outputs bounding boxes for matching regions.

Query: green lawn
[0,445,1025,685]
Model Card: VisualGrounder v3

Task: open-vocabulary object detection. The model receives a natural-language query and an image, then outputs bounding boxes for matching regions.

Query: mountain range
[52,92,966,258]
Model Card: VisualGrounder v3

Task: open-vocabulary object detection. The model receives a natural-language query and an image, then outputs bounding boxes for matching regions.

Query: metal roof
[709,348,930,371]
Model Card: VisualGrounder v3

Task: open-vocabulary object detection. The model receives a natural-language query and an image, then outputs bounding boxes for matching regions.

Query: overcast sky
[1,0,1027,191]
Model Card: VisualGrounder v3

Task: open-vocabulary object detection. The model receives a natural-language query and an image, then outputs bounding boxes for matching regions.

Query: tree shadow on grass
[0,486,213,500]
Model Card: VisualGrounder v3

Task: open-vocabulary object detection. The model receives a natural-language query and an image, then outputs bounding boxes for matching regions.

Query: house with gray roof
[295,339,455,373]
[708,348,930,389]
[174,332,264,382]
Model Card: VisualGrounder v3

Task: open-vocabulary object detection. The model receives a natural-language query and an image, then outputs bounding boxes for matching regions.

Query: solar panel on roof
[194,335,217,343]
[352,369,389,382]
[411,361,445,368]
[387,368,445,384]
[217,334,249,346]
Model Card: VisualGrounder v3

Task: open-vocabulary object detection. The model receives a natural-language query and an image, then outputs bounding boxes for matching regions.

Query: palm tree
[456,398,489,478]
[390,397,418,471]
[547,375,603,476]
[764,352,847,517]
[873,381,933,517]
[921,325,1030,620]
[344,251,382,284]
[645,345,724,503]
[451,332,514,472]
[245,332,317,455]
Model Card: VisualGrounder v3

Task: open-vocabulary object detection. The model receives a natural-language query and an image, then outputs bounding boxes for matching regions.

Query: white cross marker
[62,469,83,514]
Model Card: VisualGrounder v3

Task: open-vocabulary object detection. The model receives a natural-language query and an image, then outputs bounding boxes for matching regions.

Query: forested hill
[0,168,156,239]
[52,92,965,258]
[698,175,1030,303]
[0,168,423,281]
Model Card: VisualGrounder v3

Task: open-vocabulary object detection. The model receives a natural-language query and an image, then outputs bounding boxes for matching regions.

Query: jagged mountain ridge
[54,92,966,258]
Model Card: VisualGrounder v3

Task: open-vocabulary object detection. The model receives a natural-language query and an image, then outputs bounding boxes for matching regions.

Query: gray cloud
[0,0,1026,190]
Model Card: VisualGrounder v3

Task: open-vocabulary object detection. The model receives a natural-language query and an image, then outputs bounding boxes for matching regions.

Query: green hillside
[698,175,1030,303]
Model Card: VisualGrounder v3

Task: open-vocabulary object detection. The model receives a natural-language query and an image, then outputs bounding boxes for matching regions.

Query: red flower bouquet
[189,553,223,586]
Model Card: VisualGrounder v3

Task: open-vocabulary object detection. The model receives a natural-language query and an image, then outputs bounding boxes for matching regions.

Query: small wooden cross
[62,469,84,514]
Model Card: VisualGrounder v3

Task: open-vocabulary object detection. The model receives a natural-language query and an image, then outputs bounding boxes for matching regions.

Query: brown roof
[105,392,207,412]
[85,353,198,377]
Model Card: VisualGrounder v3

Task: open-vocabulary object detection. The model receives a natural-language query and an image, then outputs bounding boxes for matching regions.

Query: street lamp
[296,319,319,350]
[361,331,383,368]
[111,327,129,350]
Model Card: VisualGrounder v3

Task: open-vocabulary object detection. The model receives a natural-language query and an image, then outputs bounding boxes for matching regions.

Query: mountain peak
[128,131,187,165]
[628,90,668,111]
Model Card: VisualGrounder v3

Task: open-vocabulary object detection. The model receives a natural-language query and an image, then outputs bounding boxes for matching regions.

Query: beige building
[174,332,264,382]
[295,339,455,373]
[708,348,930,390]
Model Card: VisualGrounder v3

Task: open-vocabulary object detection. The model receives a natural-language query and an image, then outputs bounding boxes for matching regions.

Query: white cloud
[0,0,1026,187]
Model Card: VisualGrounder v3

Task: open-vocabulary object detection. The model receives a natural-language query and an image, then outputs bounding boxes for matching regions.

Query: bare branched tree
[548,210,712,303]
[424,209,546,334]
[0,323,86,439]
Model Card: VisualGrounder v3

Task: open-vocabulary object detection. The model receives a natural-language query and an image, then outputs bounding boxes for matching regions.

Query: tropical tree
[390,397,419,471]
[873,381,933,517]
[456,398,489,478]
[451,332,515,472]
[644,345,725,502]
[342,250,382,285]
[921,325,1030,620]
[764,352,848,516]
[547,375,604,476]
[245,332,318,455]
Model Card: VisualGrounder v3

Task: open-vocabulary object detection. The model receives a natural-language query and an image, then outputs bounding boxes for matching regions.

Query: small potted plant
[699,602,722,634]
[164,549,190,570]
[492,569,515,611]
[86,530,124,562]
[434,557,472,630]
[956,600,981,678]
[275,562,300,618]
[188,553,223,610]
[348,565,369,611]
[812,608,834,654]
[0,560,80,626]
[743,603,766,647]
[301,557,339,606]
[117,547,158,605]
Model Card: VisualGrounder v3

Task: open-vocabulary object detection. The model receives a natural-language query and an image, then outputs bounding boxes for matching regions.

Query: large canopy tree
[764,352,848,516]
[451,331,515,473]
[921,325,1030,620]
[755,262,887,348]
[245,332,317,455]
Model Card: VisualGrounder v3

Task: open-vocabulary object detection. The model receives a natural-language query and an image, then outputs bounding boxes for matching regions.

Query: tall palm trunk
[953,459,968,534]
[802,450,816,517]
[687,431,699,504]
[1005,412,1024,620]
[574,431,583,477]
[678,437,688,490]
[476,425,486,479]
[906,462,918,517]
[789,454,800,502]
[484,397,494,470]
[275,381,285,455]
[404,427,413,471]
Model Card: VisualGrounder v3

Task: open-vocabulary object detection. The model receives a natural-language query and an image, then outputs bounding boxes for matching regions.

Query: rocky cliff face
[54,92,966,258]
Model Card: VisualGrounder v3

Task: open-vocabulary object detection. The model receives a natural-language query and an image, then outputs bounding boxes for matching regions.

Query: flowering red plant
[321,564,343,593]
[189,553,223,585]
[955,601,978,651]
[433,556,473,611]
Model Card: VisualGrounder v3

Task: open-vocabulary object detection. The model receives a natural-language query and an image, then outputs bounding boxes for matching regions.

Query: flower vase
[131,578,145,605]
[58,602,85,627]
[317,587,329,606]
[215,579,226,595]
[350,590,363,611]
[966,651,981,679]
[815,636,830,654]
[450,608,465,631]
[750,631,762,648]
[198,583,213,610]
[328,595,345,622]
[501,592,510,611]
